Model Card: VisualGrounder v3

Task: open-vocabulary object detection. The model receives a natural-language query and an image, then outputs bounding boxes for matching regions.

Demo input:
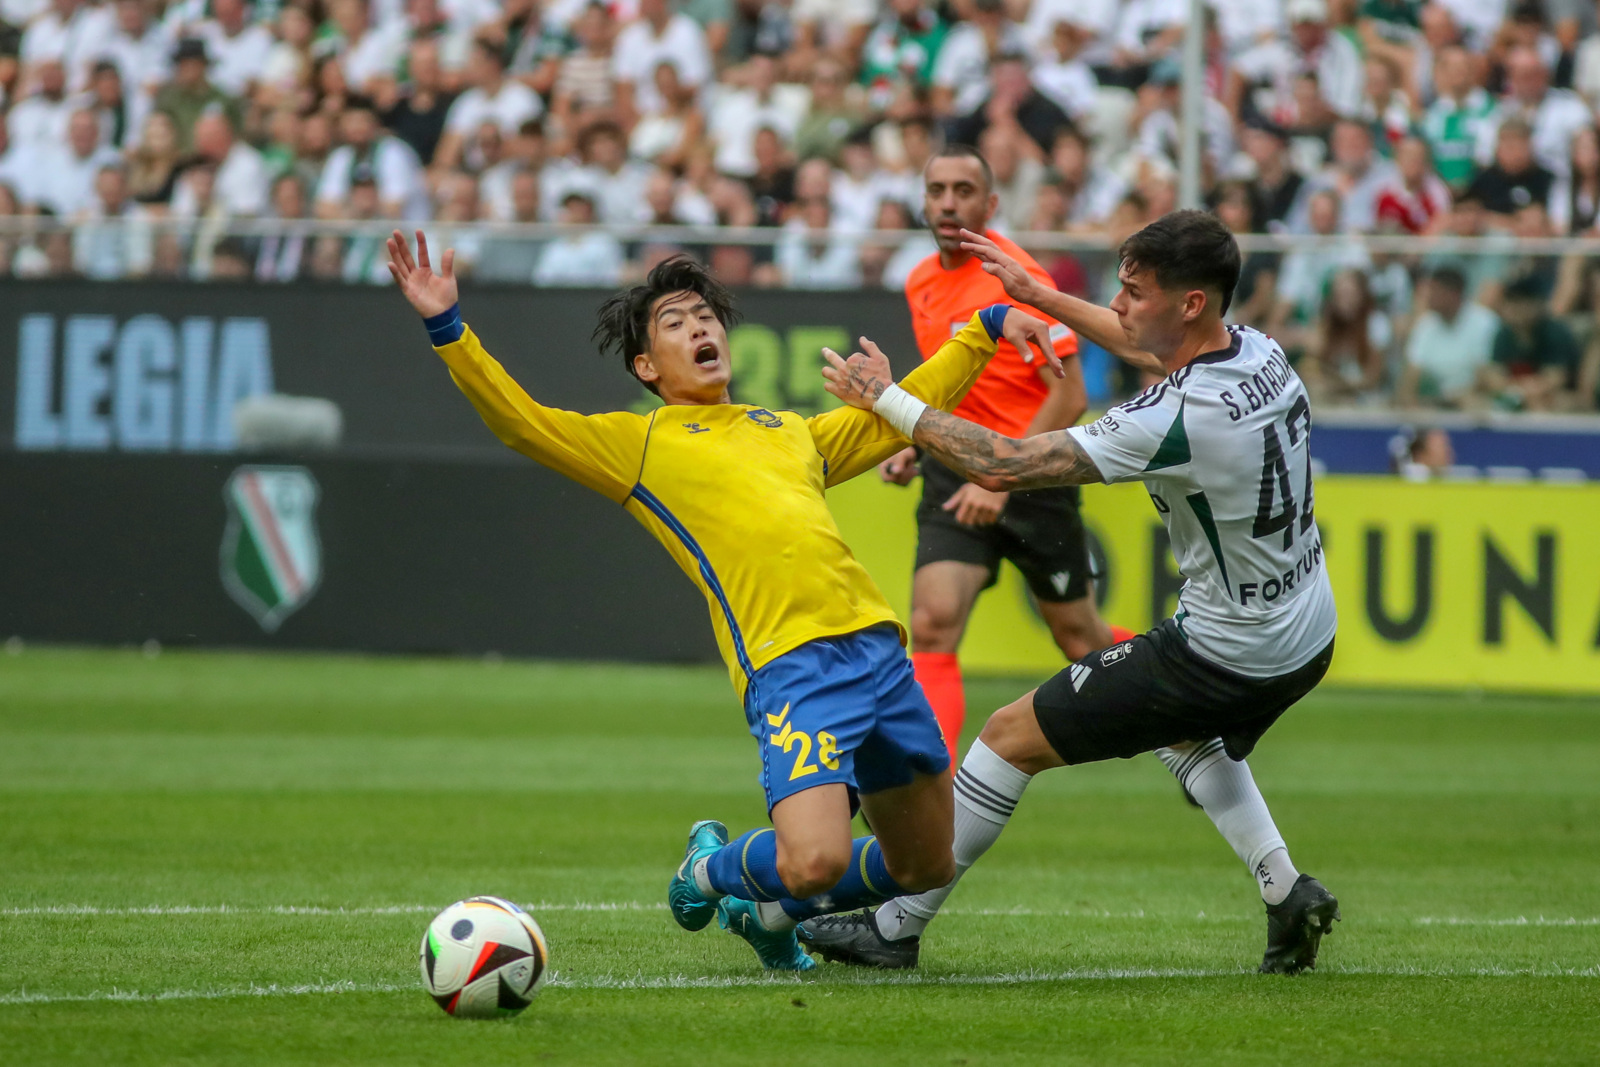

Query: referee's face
[924,156,998,255]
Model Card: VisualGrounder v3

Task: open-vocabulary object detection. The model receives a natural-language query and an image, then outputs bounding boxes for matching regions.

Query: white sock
[875,739,1032,941]
[755,901,796,931]
[691,857,724,900]
[1156,740,1299,905]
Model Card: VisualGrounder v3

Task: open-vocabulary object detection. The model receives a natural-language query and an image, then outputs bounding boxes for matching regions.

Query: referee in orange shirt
[883,144,1135,762]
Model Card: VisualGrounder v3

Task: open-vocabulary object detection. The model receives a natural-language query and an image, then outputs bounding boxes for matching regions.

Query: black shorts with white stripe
[1030,619,1334,765]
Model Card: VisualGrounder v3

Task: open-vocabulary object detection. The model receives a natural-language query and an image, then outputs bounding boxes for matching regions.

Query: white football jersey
[1068,326,1337,677]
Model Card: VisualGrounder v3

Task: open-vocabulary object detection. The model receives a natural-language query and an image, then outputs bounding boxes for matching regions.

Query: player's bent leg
[857,768,956,893]
[1036,595,1116,664]
[1155,739,1340,974]
[694,785,858,972]
[769,783,856,899]
[909,561,989,763]
[794,769,955,969]
[804,692,1067,967]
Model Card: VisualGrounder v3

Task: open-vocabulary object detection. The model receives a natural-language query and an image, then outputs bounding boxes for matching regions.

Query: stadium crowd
[1,0,1599,408]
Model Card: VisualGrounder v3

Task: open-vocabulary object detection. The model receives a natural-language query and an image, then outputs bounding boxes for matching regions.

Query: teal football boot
[717,897,817,971]
[668,819,729,931]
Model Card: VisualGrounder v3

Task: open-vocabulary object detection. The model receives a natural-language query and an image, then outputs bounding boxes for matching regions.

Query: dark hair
[1430,266,1466,294]
[593,254,741,395]
[1117,209,1242,315]
[925,143,993,192]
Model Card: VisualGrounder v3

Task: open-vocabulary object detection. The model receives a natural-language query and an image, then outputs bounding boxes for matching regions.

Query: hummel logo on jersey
[1049,571,1072,596]
[683,423,709,434]
[1068,662,1092,692]
[1100,642,1133,665]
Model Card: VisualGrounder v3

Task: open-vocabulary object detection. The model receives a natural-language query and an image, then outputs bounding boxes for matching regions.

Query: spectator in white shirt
[979,124,1043,233]
[1399,267,1501,407]
[41,107,121,216]
[105,0,173,112]
[72,163,154,278]
[830,136,893,233]
[1231,0,1364,122]
[706,54,801,178]
[197,0,273,96]
[1476,46,1595,182]
[6,59,78,204]
[315,96,429,219]
[1050,124,1126,230]
[1106,0,1186,87]
[173,109,268,216]
[1273,187,1372,340]
[435,37,543,170]
[534,190,625,286]
[567,119,653,224]
[21,0,117,93]
[327,0,403,94]
[1022,0,1116,66]
[1031,17,1099,125]
[1291,118,1400,233]
[932,0,1028,118]
[776,185,860,289]
[637,164,717,225]
[612,0,711,124]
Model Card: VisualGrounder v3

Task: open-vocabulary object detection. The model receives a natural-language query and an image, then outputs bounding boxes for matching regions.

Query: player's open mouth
[693,343,720,366]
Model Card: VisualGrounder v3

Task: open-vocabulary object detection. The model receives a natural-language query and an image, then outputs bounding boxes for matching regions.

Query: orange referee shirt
[903,231,1078,439]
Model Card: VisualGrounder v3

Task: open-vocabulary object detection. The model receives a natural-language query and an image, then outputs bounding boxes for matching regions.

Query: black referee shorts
[1032,619,1335,764]
[915,457,1093,603]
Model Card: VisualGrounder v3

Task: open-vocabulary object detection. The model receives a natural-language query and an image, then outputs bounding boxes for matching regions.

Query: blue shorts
[743,624,950,811]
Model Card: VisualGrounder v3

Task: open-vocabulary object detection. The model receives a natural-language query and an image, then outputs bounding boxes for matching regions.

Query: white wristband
[873,383,929,439]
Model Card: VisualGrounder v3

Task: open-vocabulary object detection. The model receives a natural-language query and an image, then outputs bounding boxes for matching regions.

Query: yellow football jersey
[434,313,1000,700]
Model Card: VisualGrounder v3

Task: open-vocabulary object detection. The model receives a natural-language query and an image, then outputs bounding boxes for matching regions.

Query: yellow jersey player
[384,231,1063,971]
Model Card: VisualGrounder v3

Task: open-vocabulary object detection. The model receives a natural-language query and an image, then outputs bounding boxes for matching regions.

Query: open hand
[821,337,896,411]
[943,482,1008,526]
[387,229,458,318]
[960,229,1044,305]
[879,446,919,485]
[1001,308,1065,378]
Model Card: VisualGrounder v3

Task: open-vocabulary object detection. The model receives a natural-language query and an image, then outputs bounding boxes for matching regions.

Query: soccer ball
[419,896,549,1018]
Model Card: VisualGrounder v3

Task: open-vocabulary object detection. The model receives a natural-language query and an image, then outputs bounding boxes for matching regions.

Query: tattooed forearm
[911,409,1103,490]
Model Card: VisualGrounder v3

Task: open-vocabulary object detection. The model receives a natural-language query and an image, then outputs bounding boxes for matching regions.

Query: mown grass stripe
[7,965,1599,1006]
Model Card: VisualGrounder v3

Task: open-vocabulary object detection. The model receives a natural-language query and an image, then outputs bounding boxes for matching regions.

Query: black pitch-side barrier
[0,280,925,658]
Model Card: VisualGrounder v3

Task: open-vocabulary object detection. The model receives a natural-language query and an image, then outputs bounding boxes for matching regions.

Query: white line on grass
[6,904,1600,927]
[0,902,667,917]
[5,965,1598,1006]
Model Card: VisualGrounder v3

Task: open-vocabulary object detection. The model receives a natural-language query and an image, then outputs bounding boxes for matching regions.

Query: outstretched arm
[822,339,1104,491]
[388,230,646,502]
[805,306,1059,485]
[959,228,1166,377]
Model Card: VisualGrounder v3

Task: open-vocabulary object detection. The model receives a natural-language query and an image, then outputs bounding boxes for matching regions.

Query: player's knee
[911,602,962,653]
[886,851,957,894]
[975,698,1054,774]
[1055,632,1097,663]
[777,847,850,900]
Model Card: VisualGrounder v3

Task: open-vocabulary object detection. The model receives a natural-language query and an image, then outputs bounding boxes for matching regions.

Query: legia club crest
[220,466,322,632]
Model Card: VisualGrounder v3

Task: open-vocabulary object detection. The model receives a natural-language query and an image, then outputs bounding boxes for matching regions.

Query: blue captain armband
[423,303,464,345]
[978,304,1010,342]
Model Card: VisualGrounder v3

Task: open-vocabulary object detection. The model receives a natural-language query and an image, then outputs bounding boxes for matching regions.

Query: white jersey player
[801,212,1341,976]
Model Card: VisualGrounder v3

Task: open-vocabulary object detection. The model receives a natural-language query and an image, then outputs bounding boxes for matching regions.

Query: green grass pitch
[1,647,1596,1065]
